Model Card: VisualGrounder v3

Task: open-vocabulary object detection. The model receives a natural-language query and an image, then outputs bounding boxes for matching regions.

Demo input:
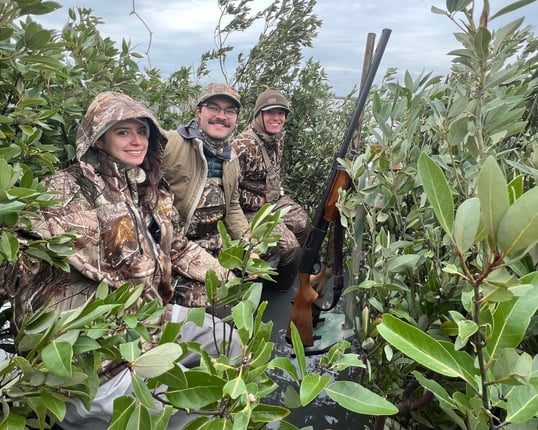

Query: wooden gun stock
[286,28,391,348]
[287,272,318,346]
[286,170,350,346]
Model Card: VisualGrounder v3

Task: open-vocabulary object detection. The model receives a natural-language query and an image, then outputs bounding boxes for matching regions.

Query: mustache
[209,119,230,127]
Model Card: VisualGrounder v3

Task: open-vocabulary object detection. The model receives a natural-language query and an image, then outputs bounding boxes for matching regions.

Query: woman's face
[95,119,149,166]
[262,108,287,134]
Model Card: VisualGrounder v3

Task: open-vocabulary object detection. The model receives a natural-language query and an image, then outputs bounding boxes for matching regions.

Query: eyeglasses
[200,103,239,118]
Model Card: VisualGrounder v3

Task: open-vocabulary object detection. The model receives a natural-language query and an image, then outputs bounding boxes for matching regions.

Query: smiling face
[196,95,239,140]
[95,119,149,166]
[261,108,287,134]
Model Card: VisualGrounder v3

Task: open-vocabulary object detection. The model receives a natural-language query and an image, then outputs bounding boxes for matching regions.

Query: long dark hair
[138,120,166,211]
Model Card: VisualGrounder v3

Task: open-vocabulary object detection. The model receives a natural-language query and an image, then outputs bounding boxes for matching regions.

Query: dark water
[260,281,372,430]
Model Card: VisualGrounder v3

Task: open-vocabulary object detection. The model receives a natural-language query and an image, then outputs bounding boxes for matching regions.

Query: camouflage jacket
[162,123,249,241]
[1,92,228,378]
[232,122,285,211]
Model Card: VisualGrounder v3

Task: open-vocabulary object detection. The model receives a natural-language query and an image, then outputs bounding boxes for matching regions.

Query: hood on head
[75,91,167,161]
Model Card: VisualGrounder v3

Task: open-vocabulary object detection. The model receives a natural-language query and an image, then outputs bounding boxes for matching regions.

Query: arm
[170,239,230,284]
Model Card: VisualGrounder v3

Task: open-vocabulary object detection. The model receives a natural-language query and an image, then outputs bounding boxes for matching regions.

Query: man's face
[95,119,149,166]
[262,108,287,134]
[196,96,239,140]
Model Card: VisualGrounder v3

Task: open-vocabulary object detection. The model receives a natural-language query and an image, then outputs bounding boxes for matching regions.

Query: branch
[372,390,435,430]
[130,0,153,68]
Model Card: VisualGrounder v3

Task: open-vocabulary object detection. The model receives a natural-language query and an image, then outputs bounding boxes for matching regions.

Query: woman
[5,91,240,429]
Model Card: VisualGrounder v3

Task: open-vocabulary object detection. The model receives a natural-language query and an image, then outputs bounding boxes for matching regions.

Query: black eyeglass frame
[200,102,239,118]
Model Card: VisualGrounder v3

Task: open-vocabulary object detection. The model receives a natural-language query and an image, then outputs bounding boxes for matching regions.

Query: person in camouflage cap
[232,88,310,292]
[1,91,240,429]
[162,83,252,309]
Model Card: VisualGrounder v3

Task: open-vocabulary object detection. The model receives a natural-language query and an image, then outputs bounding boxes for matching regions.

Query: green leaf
[377,314,475,382]
[154,365,187,389]
[505,380,538,423]
[218,246,244,270]
[0,231,19,261]
[490,0,535,20]
[299,373,331,406]
[0,413,26,430]
[474,26,491,60]
[166,385,223,409]
[333,353,366,372]
[223,376,247,400]
[160,322,183,344]
[131,373,157,409]
[386,254,422,273]
[205,269,218,302]
[325,381,398,415]
[455,319,478,350]
[126,402,152,430]
[487,281,538,359]
[65,304,120,329]
[417,152,454,234]
[42,341,73,377]
[289,323,306,378]
[492,349,533,385]
[18,54,63,69]
[497,187,538,255]
[232,300,254,343]
[268,357,299,383]
[120,340,142,363]
[453,198,480,253]
[250,403,290,423]
[134,343,183,378]
[477,156,509,245]
[42,391,66,421]
[413,372,467,429]
[151,405,176,430]
[186,307,206,327]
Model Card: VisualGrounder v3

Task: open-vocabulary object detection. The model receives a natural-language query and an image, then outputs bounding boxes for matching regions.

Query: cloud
[40,0,538,96]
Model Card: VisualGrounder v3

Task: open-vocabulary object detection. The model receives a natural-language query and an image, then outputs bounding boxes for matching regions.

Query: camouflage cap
[197,83,241,108]
[254,88,290,117]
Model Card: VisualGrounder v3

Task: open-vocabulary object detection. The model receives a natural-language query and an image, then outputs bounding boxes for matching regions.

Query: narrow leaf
[42,341,73,377]
[378,314,474,382]
[477,156,509,246]
[487,281,538,359]
[131,373,157,409]
[453,198,480,253]
[497,187,538,255]
[299,374,331,406]
[325,381,398,415]
[417,153,454,234]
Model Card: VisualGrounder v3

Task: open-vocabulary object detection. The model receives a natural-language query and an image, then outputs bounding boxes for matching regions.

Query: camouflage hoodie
[232,115,285,211]
[3,91,227,376]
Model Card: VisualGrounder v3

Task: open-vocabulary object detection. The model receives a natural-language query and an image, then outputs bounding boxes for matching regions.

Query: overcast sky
[41,0,537,96]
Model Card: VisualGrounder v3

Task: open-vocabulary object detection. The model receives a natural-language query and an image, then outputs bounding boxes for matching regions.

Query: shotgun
[286,28,392,347]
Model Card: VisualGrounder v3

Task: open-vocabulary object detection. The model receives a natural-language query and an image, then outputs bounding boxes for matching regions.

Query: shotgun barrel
[287,28,392,347]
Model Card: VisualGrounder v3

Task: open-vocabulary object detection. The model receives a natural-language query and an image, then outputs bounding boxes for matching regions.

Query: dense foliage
[0,0,537,429]
[337,1,538,428]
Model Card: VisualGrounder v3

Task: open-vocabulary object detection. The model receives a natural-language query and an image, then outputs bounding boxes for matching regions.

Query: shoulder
[232,129,257,151]
[164,129,183,147]
[43,166,82,196]
[163,130,188,162]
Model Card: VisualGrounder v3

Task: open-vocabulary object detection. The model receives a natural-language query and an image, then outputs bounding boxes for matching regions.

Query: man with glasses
[162,83,249,310]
